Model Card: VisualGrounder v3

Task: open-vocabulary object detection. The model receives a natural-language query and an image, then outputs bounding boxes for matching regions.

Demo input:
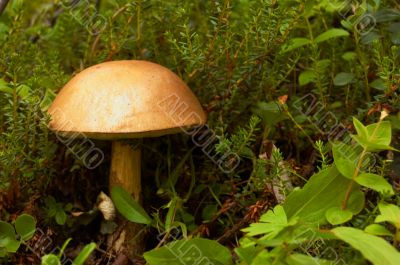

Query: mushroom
[47,60,206,255]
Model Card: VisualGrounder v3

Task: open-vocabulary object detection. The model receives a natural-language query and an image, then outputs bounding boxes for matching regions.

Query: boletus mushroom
[48,60,206,256]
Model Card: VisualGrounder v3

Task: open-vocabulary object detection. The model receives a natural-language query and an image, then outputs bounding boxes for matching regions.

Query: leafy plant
[44,196,73,226]
[0,214,36,257]
[41,238,96,265]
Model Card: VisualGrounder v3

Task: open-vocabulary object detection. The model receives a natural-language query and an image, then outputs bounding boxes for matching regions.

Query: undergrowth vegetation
[0,0,399,264]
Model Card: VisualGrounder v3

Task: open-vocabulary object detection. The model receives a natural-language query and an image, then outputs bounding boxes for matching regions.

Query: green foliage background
[0,0,400,264]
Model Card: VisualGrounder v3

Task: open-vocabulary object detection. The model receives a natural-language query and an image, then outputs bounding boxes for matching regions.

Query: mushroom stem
[109,141,143,256]
[110,141,141,200]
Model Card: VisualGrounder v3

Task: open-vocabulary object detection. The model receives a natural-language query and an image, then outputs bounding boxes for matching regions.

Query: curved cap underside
[48,60,206,140]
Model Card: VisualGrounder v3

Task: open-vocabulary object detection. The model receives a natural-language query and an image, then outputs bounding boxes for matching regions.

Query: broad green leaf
[332,227,400,265]
[332,143,358,179]
[333,72,355,86]
[280,38,311,53]
[352,120,394,151]
[41,254,61,265]
[355,173,394,195]
[325,207,353,225]
[111,186,152,225]
[0,221,20,253]
[375,203,400,228]
[15,214,36,241]
[366,121,391,146]
[365,224,392,236]
[144,238,232,265]
[252,101,287,126]
[299,70,315,86]
[284,166,352,225]
[370,78,386,91]
[286,253,335,265]
[73,242,96,265]
[347,188,365,214]
[352,135,395,152]
[314,28,349,43]
[55,211,67,225]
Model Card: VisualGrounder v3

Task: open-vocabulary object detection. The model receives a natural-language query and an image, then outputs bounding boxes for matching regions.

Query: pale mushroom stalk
[110,141,141,201]
[48,60,206,259]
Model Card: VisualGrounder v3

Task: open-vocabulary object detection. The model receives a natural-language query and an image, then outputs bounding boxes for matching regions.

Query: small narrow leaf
[286,254,334,265]
[353,117,368,140]
[280,38,311,53]
[111,186,152,225]
[73,242,96,265]
[0,79,12,94]
[332,227,400,265]
[355,173,394,195]
[314,28,349,43]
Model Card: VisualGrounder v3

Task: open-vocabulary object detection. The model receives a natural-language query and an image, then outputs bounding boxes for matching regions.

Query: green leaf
[234,238,257,265]
[333,72,355,86]
[326,207,353,225]
[366,121,392,146]
[342,51,357,61]
[111,186,152,225]
[365,224,393,236]
[55,210,67,225]
[252,101,287,126]
[242,205,296,239]
[16,84,31,100]
[347,188,365,214]
[283,166,352,225]
[332,227,400,265]
[144,238,232,265]
[314,28,349,43]
[355,173,394,195]
[332,143,358,179]
[15,214,36,241]
[165,197,179,231]
[73,242,96,265]
[299,70,316,86]
[352,120,394,152]
[375,203,400,228]
[41,254,61,265]
[353,117,368,140]
[280,38,311,53]
[0,79,12,94]
[370,78,386,91]
[286,253,335,265]
[0,221,20,253]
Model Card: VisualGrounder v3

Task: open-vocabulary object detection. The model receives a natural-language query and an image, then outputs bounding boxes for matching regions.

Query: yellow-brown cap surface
[48,60,206,139]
